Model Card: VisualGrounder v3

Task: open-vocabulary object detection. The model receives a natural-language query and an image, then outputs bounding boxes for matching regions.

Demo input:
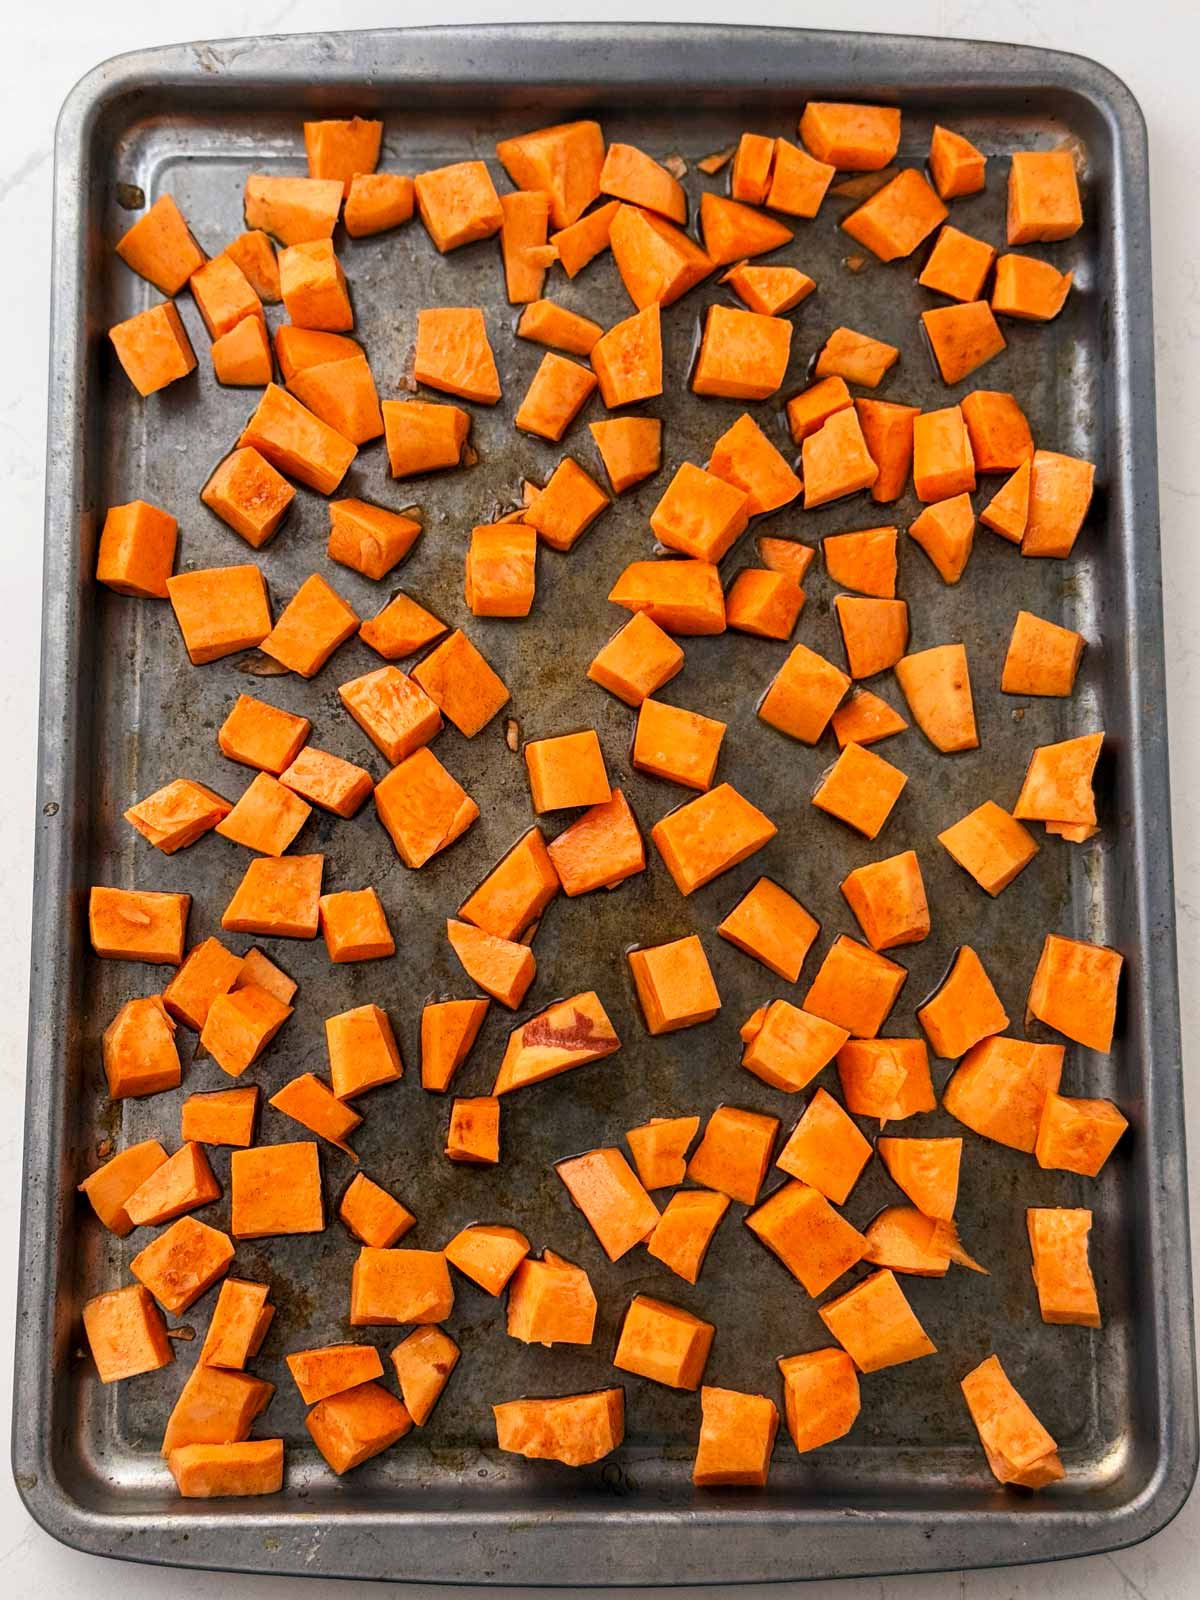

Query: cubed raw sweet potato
[632,699,726,790]
[465,522,537,617]
[837,1037,934,1124]
[411,628,509,736]
[961,1354,1063,1488]
[271,1073,362,1159]
[525,458,610,551]
[855,399,919,504]
[842,169,948,262]
[78,1140,169,1237]
[589,303,662,407]
[731,132,775,203]
[557,1148,660,1260]
[922,301,1006,385]
[651,783,776,894]
[414,160,503,251]
[116,194,205,295]
[693,1386,779,1487]
[628,935,721,1034]
[340,666,442,764]
[102,996,181,1098]
[692,305,792,401]
[124,1141,220,1228]
[222,853,324,939]
[391,1326,460,1425]
[908,494,976,584]
[374,747,478,870]
[168,1439,284,1498]
[83,1284,174,1383]
[588,613,684,705]
[938,800,1039,894]
[1007,150,1082,244]
[414,306,501,404]
[325,1004,403,1100]
[90,888,190,966]
[287,1343,384,1405]
[942,1036,1064,1152]
[841,849,929,949]
[646,1190,729,1284]
[525,729,610,812]
[218,693,310,774]
[230,1141,323,1238]
[687,1105,779,1205]
[280,746,373,819]
[613,1295,714,1390]
[600,142,686,222]
[824,526,898,599]
[180,1086,259,1149]
[778,1348,861,1453]
[717,877,819,983]
[758,642,850,743]
[507,1249,597,1345]
[831,688,908,749]
[1013,732,1103,826]
[499,190,554,303]
[608,558,725,635]
[318,887,394,963]
[446,919,535,1010]
[741,1000,849,1094]
[723,261,815,315]
[917,945,1009,1058]
[816,326,899,388]
[1027,1207,1100,1327]
[514,352,598,441]
[1021,449,1096,558]
[548,789,646,896]
[444,1223,529,1295]
[918,225,996,302]
[1002,610,1084,697]
[992,252,1073,321]
[803,936,906,1039]
[725,569,805,641]
[814,742,907,839]
[306,1382,412,1474]
[912,406,975,502]
[493,992,620,1095]
[799,102,900,170]
[834,595,909,678]
[929,125,986,200]
[360,592,446,661]
[700,192,792,266]
[960,390,1034,473]
[895,643,978,753]
[216,771,311,856]
[802,408,880,509]
[96,499,178,596]
[344,173,415,237]
[518,298,604,354]
[493,1389,624,1467]
[382,398,471,478]
[548,201,620,278]
[167,564,272,665]
[589,417,663,493]
[109,302,197,396]
[130,1215,235,1313]
[708,411,801,516]
[877,1136,961,1220]
[445,1094,501,1164]
[326,498,421,581]
[819,1268,936,1372]
[1035,1091,1127,1176]
[350,1248,453,1326]
[420,998,489,1093]
[199,1277,273,1370]
[244,175,342,245]
[497,120,605,230]
[746,1179,868,1296]
[238,383,357,494]
[788,376,853,444]
[339,1172,414,1246]
[625,1115,700,1190]
[125,779,231,855]
[776,1088,871,1204]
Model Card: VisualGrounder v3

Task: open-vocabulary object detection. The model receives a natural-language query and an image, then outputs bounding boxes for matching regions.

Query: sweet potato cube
[799,102,900,170]
[549,789,645,896]
[360,592,446,661]
[374,747,478,870]
[776,1088,871,1204]
[912,406,975,502]
[350,1247,453,1326]
[201,447,293,549]
[125,779,231,855]
[507,1250,596,1345]
[525,458,610,552]
[708,412,801,517]
[414,306,501,404]
[651,782,776,895]
[992,252,1073,321]
[625,1115,700,1191]
[216,772,311,856]
[802,407,879,509]
[863,1206,950,1276]
[286,1343,383,1405]
[747,1179,867,1296]
[230,1141,323,1239]
[842,169,948,262]
[823,526,898,599]
[1036,1092,1127,1178]
[938,800,1038,894]
[693,305,791,401]
[815,326,899,388]
[79,1140,169,1237]
[1007,150,1082,244]
[164,1362,270,1468]
[493,1390,624,1467]
[741,1000,848,1094]
[918,226,996,303]
[725,569,805,641]
[180,1086,259,1149]
[717,877,818,983]
[588,613,684,706]
[557,1148,660,1261]
[307,1382,412,1474]
[109,301,198,396]
[766,136,836,216]
[628,935,721,1036]
[465,521,537,617]
[420,999,489,1095]
[201,983,292,1078]
[325,1004,403,1102]
[318,888,394,964]
[102,996,181,1098]
[961,1355,1063,1488]
[515,352,598,441]
[410,628,509,738]
[446,919,535,1010]
[280,747,373,820]
[125,1142,220,1228]
[190,253,261,339]
[225,230,282,300]
[614,1295,714,1390]
[202,305,270,379]
[633,699,725,791]
[344,172,416,237]
[458,826,557,939]
[608,559,725,635]
[908,494,975,584]
[339,1172,414,1246]
[326,498,421,581]
[274,327,362,381]
[167,564,271,665]
[837,1037,934,1124]
[778,1348,861,1453]
[260,573,358,679]
[895,643,978,753]
[693,1386,779,1488]
[922,301,1006,385]
[493,992,620,1095]
[490,167,544,286]
[803,935,906,1038]
[169,1439,284,1498]
[1014,732,1103,826]
[90,887,190,966]
[222,853,324,940]
[600,141,686,222]
[835,595,909,678]
[831,688,908,749]
[855,400,919,504]
[960,390,1034,473]
[444,1223,529,1295]
[244,175,342,245]
[1027,1208,1100,1327]
[760,639,853,744]
[96,499,178,597]
[518,300,605,359]
[929,125,986,199]
[1028,933,1123,1053]
[877,1136,961,1220]
[218,694,310,775]
[730,132,775,204]
[814,742,907,840]
[589,417,663,495]
[942,1036,1064,1152]
[339,666,442,764]
[589,303,662,408]
[787,376,852,445]
[83,1284,174,1383]
[841,849,929,950]
[724,261,815,316]
[1021,449,1096,558]
[414,160,503,251]
[200,1278,273,1369]
[130,1215,235,1313]
[391,1327,459,1425]
[1002,611,1084,697]
[547,202,620,278]
[819,1268,936,1372]
[645,1190,729,1284]
[525,729,610,811]
[687,1105,779,1205]
[497,120,605,229]
[233,948,296,1000]
[116,194,205,295]
[699,192,793,267]
[917,945,1008,1058]
[238,382,357,494]
[382,398,470,477]
[445,1096,501,1165]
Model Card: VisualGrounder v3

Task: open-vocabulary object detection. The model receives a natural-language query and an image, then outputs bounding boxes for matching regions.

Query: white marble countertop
[3,1,1197,1594]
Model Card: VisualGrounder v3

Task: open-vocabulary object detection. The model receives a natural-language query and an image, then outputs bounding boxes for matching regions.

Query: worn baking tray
[12,20,1197,1587]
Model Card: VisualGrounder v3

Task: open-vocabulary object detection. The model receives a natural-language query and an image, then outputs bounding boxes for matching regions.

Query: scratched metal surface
[13,23,1195,1587]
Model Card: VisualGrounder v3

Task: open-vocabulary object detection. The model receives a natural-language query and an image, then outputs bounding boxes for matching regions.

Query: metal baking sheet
[13,21,1197,1587]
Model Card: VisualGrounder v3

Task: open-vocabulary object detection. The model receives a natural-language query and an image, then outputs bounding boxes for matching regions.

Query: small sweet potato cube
[497,120,605,231]
[525,458,610,552]
[102,996,181,1099]
[724,261,815,315]
[318,887,394,964]
[391,1327,460,1426]
[625,1115,700,1190]
[922,301,1006,385]
[339,1172,414,1246]
[326,1003,403,1100]
[841,849,929,951]
[912,406,975,502]
[895,643,978,753]
[244,174,342,245]
[1002,611,1084,697]
[589,303,662,407]
[855,400,919,504]
[340,666,443,766]
[725,568,805,641]
[201,982,292,1077]
[180,1086,259,1148]
[515,352,597,442]
[778,1348,861,1453]
[693,305,791,400]
[707,414,801,523]
[1014,732,1103,826]
[1027,932,1122,1052]
[130,1215,235,1313]
[445,1096,501,1165]
[1036,1092,1127,1177]
[633,699,726,791]
[458,826,557,939]
[824,526,897,599]
[306,1381,412,1474]
[286,1343,383,1405]
[279,238,353,331]
[374,747,478,870]
[687,1105,779,1205]
[360,592,446,661]
[411,628,509,736]
[942,1036,1063,1152]
[327,498,421,581]
[1021,449,1096,558]
[83,1284,174,1383]
[519,297,605,353]
[815,326,899,388]
[280,746,373,819]
[766,136,836,215]
[549,789,645,897]
[78,1140,169,1237]
[414,306,500,403]
[96,499,178,597]
[741,1000,849,1094]
[168,1440,283,1498]
[90,887,190,966]
[842,168,947,262]
[908,494,976,585]
[863,1207,951,1276]
[758,643,850,744]
[776,1088,871,1204]
[938,800,1039,895]
[507,1250,596,1345]
[465,521,537,617]
[814,743,907,840]
[492,992,620,1096]
[819,1268,936,1372]
[116,194,205,295]
[835,595,909,678]
[877,1136,961,1220]
[200,1278,273,1369]
[929,125,986,199]
[414,160,504,251]
[917,945,1008,1058]
[614,1295,714,1390]
[222,853,324,939]
[799,102,900,170]
[718,877,819,983]
[211,313,273,386]
[445,1223,529,1295]
[109,301,197,396]
[125,779,231,855]
[238,383,357,494]
[803,935,906,1038]
[918,225,996,302]
[730,132,774,204]
[234,948,296,1005]
[525,729,610,811]
[167,564,272,665]
[649,462,750,564]
[446,918,536,1010]
[350,1247,454,1326]
[260,573,359,679]
[190,253,261,338]
[230,1141,323,1239]
[961,1355,1063,1488]
[747,1179,867,1296]
[651,783,776,894]
[802,408,880,509]
[493,1389,624,1468]
[382,398,470,477]
[125,1142,220,1228]
[992,252,1073,321]
[201,448,293,549]
[831,688,908,749]
[1027,1207,1100,1327]
[600,141,686,221]
[787,376,852,445]
[1007,150,1082,244]
[218,693,309,774]
[960,390,1035,473]
[216,771,311,856]
[303,116,381,192]
[165,1363,271,1467]
[225,230,281,300]
[646,1189,729,1284]
[588,613,683,706]
[608,559,725,636]
[838,1038,935,1124]
[344,172,416,237]
[557,1148,660,1261]
[589,416,662,493]
[693,1386,779,1487]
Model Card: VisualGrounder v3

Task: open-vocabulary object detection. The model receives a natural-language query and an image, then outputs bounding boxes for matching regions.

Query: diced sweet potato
[548,202,620,279]
[207,297,272,382]
[723,261,815,315]
[496,120,605,229]
[280,746,373,819]
[238,383,357,494]
[390,1326,459,1425]
[799,102,900,170]
[130,1215,235,1313]
[687,1105,779,1205]
[851,398,917,504]
[443,1094,499,1165]
[942,1036,1064,1152]
[83,1284,174,1383]
[834,594,909,678]
[613,1295,714,1390]
[608,559,725,635]
[200,1277,273,1370]
[244,174,341,245]
[1002,609,1084,697]
[339,1171,414,1246]
[609,204,714,309]
[180,1086,258,1149]
[286,1343,384,1405]
[221,853,324,940]
[307,1381,412,1474]
[90,887,190,967]
[168,1439,283,1498]
[841,849,929,951]
[96,498,178,597]
[201,448,294,550]
[646,1189,729,1283]
[758,642,850,743]
[374,747,478,870]
[816,326,899,388]
[493,992,620,1095]
[741,1000,849,1093]
[919,226,996,304]
[557,1148,660,1261]
[325,1004,403,1101]
[414,160,503,251]
[908,494,975,584]
[788,376,853,445]
[109,302,198,396]
[692,305,792,401]
[708,411,801,517]
[344,173,415,237]
[1021,449,1096,558]
[350,1247,454,1327]
[842,169,947,262]
[499,190,554,303]
[218,693,310,774]
[124,1141,220,1228]
[587,616,682,711]
[525,457,610,552]
[360,592,446,661]
[600,141,687,222]
[326,498,421,582]
[922,301,1007,385]
[382,398,471,478]
[633,699,726,791]
[116,194,205,295]
[929,125,986,199]
[731,132,775,204]
[494,1389,624,1467]
[820,1268,936,1372]
[1007,150,1082,244]
[446,919,535,1010]
[318,887,394,963]
[215,772,310,857]
[837,1037,934,1124]
[125,779,231,855]
[230,1141,323,1238]
[961,1354,1063,1488]
[693,1386,779,1488]
[524,729,610,812]
[831,688,908,749]
[700,192,792,267]
[589,416,663,494]
[917,945,1009,1058]
[167,564,272,666]
[546,789,644,897]
[912,405,975,502]
[414,306,501,404]
[270,1073,362,1159]
[340,665,442,764]
[778,1348,860,1453]
[938,800,1039,894]
[507,1249,596,1345]
[102,996,181,1098]
[420,998,489,1093]
[649,463,750,564]
[515,351,598,441]
[802,407,880,509]
[444,1223,529,1295]
[747,1179,867,1296]
[1036,1090,1127,1177]
[628,935,721,1034]
[803,936,906,1040]
[895,643,978,753]
[960,390,1034,473]
[625,1115,700,1190]
[877,1136,961,1220]
[813,742,908,840]
[588,302,662,408]
[717,877,819,983]
[79,1141,169,1237]
[863,1206,949,1276]
[992,252,1073,321]
[767,136,836,216]
[776,1088,871,1205]
[465,521,537,617]
[1027,1207,1100,1326]
[651,782,777,894]
[823,526,897,598]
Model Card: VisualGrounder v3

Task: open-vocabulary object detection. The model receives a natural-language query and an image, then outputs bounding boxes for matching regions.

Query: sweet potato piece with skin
[835,595,909,679]
[912,405,975,502]
[374,747,478,870]
[124,1142,220,1228]
[895,643,978,753]
[307,1382,413,1474]
[731,133,775,204]
[646,1189,729,1284]
[1027,1208,1100,1327]
[1021,450,1096,558]
[820,1268,936,1373]
[110,301,197,396]
[929,125,986,200]
[652,783,777,895]
[420,998,489,1093]
[116,195,205,296]
[499,191,554,303]
[863,1206,949,1276]
[84,1284,174,1382]
[723,262,815,316]
[493,992,620,1095]
[877,1137,961,1221]
[344,173,415,237]
[1007,151,1082,244]
[549,788,646,896]
[831,688,908,749]
[917,945,1009,1058]
[497,120,605,230]
[693,305,792,401]
[557,1148,660,1261]
[778,1349,861,1454]
[445,1095,500,1165]
[200,1278,273,1370]
[842,169,948,262]
[708,412,801,517]
[816,327,899,388]
[841,850,929,951]
[1014,732,1103,826]
[943,1036,1064,1152]
[718,877,819,983]
[202,448,294,549]
[759,643,850,744]
[922,301,1007,385]
[325,1005,403,1101]
[280,747,372,819]
[614,1296,714,1391]
[961,1356,1063,1488]
[169,1440,283,1498]
[824,527,897,599]
[908,493,976,584]
[444,1224,529,1295]
[494,1390,624,1467]
[102,996,181,1099]
[747,1179,868,1297]
[216,771,311,856]
[1002,611,1084,696]
[525,458,609,551]
[507,1250,597,1345]
[339,1172,414,1245]
[687,1105,779,1205]
[414,307,500,404]
[788,376,852,444]
[767,136,836,217]
[79,1141,169,1237]
[693,1387,779,1488]
[960,390,1034,473]
[1027,934,1122,1053]
[854,399,919,504]
[802,408,880,509]
[814,742,908,839]
[629,935,721,1034]
[776,1089,871,1205]
[459,827,558,939]
[741,1000,849,1094]
[804,936,906,1040]
[391,1327,459,1426]
[992,253,1073,321]
[918,226,996,303]
[799,103,900,171]
[548,201,620,278]
[414,160,503,251]
[181,1086,259,1149]
[625,1116,701,1190]
[610,204,714,310]
[699,193,793,267]
[446,919,535,1010]
[125,779,231,854]
[238,383,356,495]
[96,499,178,597]
[130,1215,235,1313]
[600,142,687,223]
[837,1038,934,1125]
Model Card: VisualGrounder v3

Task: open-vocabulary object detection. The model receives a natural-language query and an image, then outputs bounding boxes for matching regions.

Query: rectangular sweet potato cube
[339,666,443,764]
[116,194,205,295]
[410,628,509,736]
[201,982,292,1077]
[746,1179,867,1296]
[693,1386,779,1487]
[96,499,178,597]
[650,783,776,895]
[307,1382,413,1474]
[280,746,373,818]
[110,302,197,396]
[218,693,310,774]
[613,1295,714,1390]
[130,1215,235,1314]
[260,573,359,678]
[556,1148,659,1260]
[687,1105,779,1205]
[200,1277,273,1369]
[339,1172,415,1247]
[168,1439,284,1498]
[124,1141,221,1228]
[350,1247,454,1325]
[221,853,324,939]
[1027,1207,1100,1327]
[180,1086,259,1148]
[89,886,190,964]
[78,1139,169,1236]
[270,1072,362,1157]
[102,997,181,1098]
[83,1284,173,1383]
[628,935,721,1034]
[230,1142,323,1238]
[326,1003,403,1099]
[319,886,395,963]
[818,1268,936,1372]
[238,383,357,495]
[286,1343,384,1405]
[166,564,272,665]
[718,877,819,983]
[445,1096,501,1164]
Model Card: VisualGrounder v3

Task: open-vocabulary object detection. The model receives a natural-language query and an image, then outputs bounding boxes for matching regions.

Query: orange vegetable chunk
[221,853,324,940]
[124,1141,220,1228]
[918,225,997,302]
[625,1115,700,1190]
[1035,1089,1127,1177]
[414,306,500,404]
[160,1362,273,1457]
[496,120,605,229]
[125,779,231,855]
[917,945,1009,1058]
[326,498,421,580]
[444,1223,529,1295]
[895,643,978,753]
[767,136,836,216]
[116,194,205,295]
[360,592,446,661]
[731,133,775,203]
[374,747,478,869]
[1021,449,1096,558]
[200,1277,273,1370]
[633,698,726,791]
[922,301,1007,385]
[202,448,294,549]
[414,160,503,251]
[109,302,197,396]
[628,935,721,1034]
[651,783,776,894]
[788,375,852,444]
[279,238,352,332]
[1007,150,1082,244]
[494,1389,624,1467]
[908,494,976,584]
[699,192,792,266]
[692,305,792,401]
[507,1249,596,1345]
[102,996,181,1099]
[446,919,535,1010]
[609,204,714,310]
[804,936,906,1039]
[238,383,357,494]
[693,1386,779,1488]
[90,888,190,967]
[928,125,987,199]
[718,877,819,983]
[167,564,272,665]
[799,102,900,170]
[608,558,725,635]
[758,537,815,585]
[340,665,442,764]
[1002,610,1084,696]
[325,1004,403,1101]
[814,742,907,840]
[168,1439,283,1498]
[961,1354,1063,1488]
[445,1095,500,1165]
[286,1343,385,1405]
[525,729,610,812]
[216,772,310,856]
[525,457,609,552]
[992,252,1073,321]
[458,826,557,939]
[708,412,801,517]
[382,398,470,478]
[493,992,620,1095]
[549,788,645,896]
[942,1036,1064,1152]
[515,351,597,441]
[687,1105,779,1205]
[855,399,919,503]
[589,303,662,408]
[218,693,310,775]
[746,1179,868,1296]
[815,326,899,388]
[391,1326,459,1425]
[318,886,394,963]
[130,1215,235,1313]
[841,849,929,950]
[339,1172,414,1246]
[725,569,805,641]
[96,498,178,597]
[306,1382,412,1474]
[776,1088,871,1204]
[646,1190,729,1284]
[842,169,948,262]
[588,613,683,707]
[280,746,373,819]
[741,1000,849,1093]
[465,521,537,617]
[837,1037,934,1124]
[960,390,1034,473]
[834,594,909,678]
[548,202,620,279]
[759,642,850,743]
[824,525,897,598]
[802,407,880,508]
[270,1073,361,1158]
[79,1140,170,1237]
[1014,732,1103,826]
[613,1295,714,1390]
[350,1247,453,1327]
[819,1268,936,1372]
[245,174,342,245]
[831,688,908,748]
[344,173,415,237]
[499,190,553,304]
[778,1348,861,1453]
[206,285,275,377]
[230,1141,324,1239]
[938,800,1039,894]
[863,1206,950,1276]
[723,261,815,315]
[180,1086,259,1149]
[599,142,686,223]
[1027,1207,1100,1326]
[877,1136,961,1220]
[420,998,489,1093]
[557,1148,660,1261]
[589,416,663,494]
[83,1285,174,1383]
[912,405,975,502]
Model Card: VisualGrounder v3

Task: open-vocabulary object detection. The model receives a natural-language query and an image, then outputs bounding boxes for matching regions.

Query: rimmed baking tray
[13,21,1197,1586]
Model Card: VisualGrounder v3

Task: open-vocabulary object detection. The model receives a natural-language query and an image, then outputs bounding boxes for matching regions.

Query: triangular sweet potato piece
[446,919,535,1010]
[699,193,793,266]
[823,526,897,597]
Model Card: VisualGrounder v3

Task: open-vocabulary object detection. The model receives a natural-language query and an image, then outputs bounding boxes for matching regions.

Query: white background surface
[3,0,1198,1595]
